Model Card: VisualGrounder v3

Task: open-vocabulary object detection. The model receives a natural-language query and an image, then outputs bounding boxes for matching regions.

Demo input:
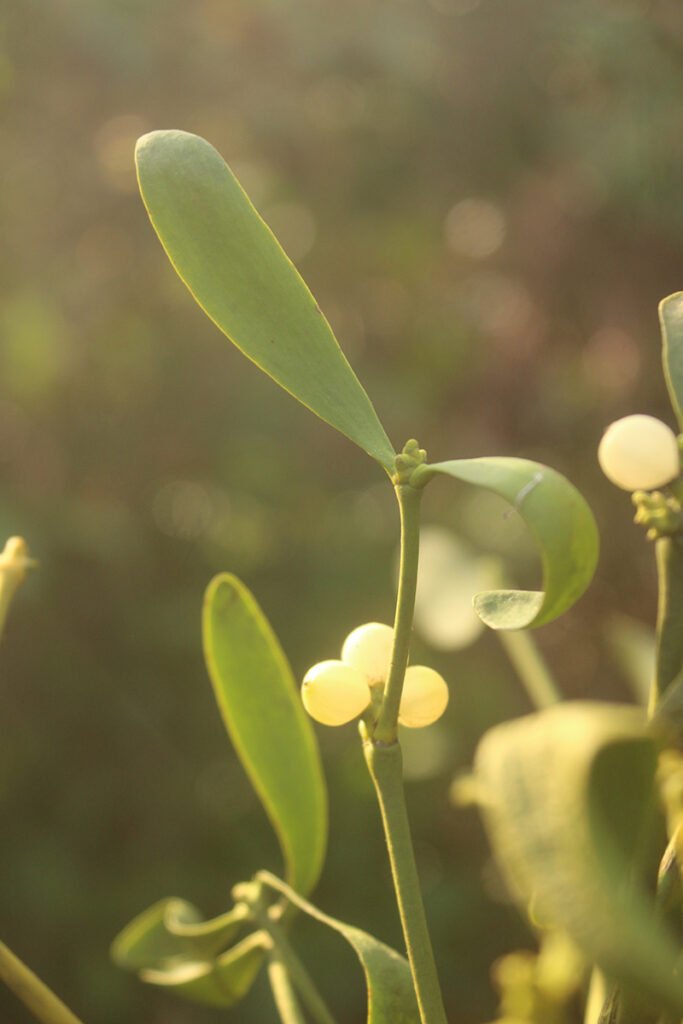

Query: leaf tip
[473,589,544,630]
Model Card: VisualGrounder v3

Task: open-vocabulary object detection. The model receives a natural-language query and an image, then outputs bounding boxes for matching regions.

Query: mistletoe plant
[4,130,683,1024]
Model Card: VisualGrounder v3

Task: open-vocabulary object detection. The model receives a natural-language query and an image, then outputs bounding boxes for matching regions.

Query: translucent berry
[341,622,394,685]
[598,415,680,492]
[301,660,371,726]
[398,666,449,729]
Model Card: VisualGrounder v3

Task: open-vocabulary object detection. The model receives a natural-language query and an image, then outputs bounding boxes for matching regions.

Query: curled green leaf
[423,458,599,629]
[111,898,249,968]
[135,130,395,470]
[111,897,264,1009]
[139,931,267,1008]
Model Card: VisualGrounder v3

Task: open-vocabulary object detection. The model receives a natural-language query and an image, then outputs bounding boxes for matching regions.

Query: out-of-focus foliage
[3,1,683,1022]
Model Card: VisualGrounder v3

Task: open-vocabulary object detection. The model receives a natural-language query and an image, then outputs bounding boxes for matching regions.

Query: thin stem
[363,737,448,1024]
[267,947,307,1024]
[250,901,336,1024]
[497,628,562,709]
[651,535,683,716]
[374,484,422,744]
[0,942,85,1024]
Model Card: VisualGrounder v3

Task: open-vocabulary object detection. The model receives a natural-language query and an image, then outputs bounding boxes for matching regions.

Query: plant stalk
[497,628,562,709]
[363,737,448,1024]
[250,901,337,1024]
[651,535,683,715]
[267,947,307,1024]
[0,942,85,1024]
[374,484,423,744]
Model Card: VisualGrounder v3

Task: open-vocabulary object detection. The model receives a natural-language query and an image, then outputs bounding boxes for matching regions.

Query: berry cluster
[301,622,449,729]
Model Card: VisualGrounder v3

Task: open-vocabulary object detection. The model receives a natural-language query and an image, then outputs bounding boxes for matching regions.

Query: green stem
[266,947,307,1024]
[651,535,683,716]
[250,901,336,1024]
[363,736,448,1024]
[0,574,22,645]
[497,628,562,709]
[0,942,85,1024]
[374,484,423,744]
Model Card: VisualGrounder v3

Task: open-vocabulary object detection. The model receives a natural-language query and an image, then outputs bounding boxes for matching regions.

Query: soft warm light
[341,622,394,684]
[398,666,449,729]
[301,660,371,726]
[598,414,680,491]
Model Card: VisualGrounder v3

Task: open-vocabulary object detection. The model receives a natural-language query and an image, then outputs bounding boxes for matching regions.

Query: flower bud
[301,660,371,726]
[341,622,394,685]
[0,536,32,581]
[398,665,449,729]
[598,414,680,492]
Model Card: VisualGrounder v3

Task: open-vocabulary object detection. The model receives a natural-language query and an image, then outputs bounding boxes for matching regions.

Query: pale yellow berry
[301,660,371,726]
[398,666,449,729]
[341,622,394,685]
[598,415,680,492]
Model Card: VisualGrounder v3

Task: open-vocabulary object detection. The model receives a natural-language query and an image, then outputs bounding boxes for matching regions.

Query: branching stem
[362,468,448,1024]
[267,948,307,1024]
[248,895,337,1024]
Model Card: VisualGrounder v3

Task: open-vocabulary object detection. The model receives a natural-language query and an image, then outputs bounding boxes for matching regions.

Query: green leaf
[139,931,267,1008]
[111,898,249,967]
[425,458,599,629]
[660,292,683,429]
[475,702,683,1015]
[257,871,420,1024]
[111,898,265,1009]
[135,130,395,470]
[203,573,327,896]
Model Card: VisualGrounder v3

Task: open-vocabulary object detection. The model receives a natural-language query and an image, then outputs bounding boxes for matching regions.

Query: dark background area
[2,0,683,1021]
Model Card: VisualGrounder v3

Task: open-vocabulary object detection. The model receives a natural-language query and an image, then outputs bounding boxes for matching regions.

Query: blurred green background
[3,0,683,1021]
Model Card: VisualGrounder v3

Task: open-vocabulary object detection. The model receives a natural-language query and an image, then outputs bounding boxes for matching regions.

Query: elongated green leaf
[135,130,395,470]
[660,292,683,429]
[139,931,267,1008]
[257,871,420,1024]
[111,898,249,967]
[425,458,599,629]
[203,574,327,896]
[475,702,683,1015]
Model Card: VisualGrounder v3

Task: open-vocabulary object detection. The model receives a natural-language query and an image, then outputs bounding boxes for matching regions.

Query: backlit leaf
[135,130,395,470]
[203,573,327,896]
[475,702,683,1015]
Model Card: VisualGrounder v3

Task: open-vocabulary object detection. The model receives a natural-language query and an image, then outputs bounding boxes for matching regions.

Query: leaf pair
[475,702,683,1016]
[113,574,326,1007]
[136,130,598,630]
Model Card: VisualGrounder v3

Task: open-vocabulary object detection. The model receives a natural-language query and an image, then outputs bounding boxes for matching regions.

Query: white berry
[398,666,449,729]
[341,622,394,685]
[301,660,371,726]
[598,415,680,491]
